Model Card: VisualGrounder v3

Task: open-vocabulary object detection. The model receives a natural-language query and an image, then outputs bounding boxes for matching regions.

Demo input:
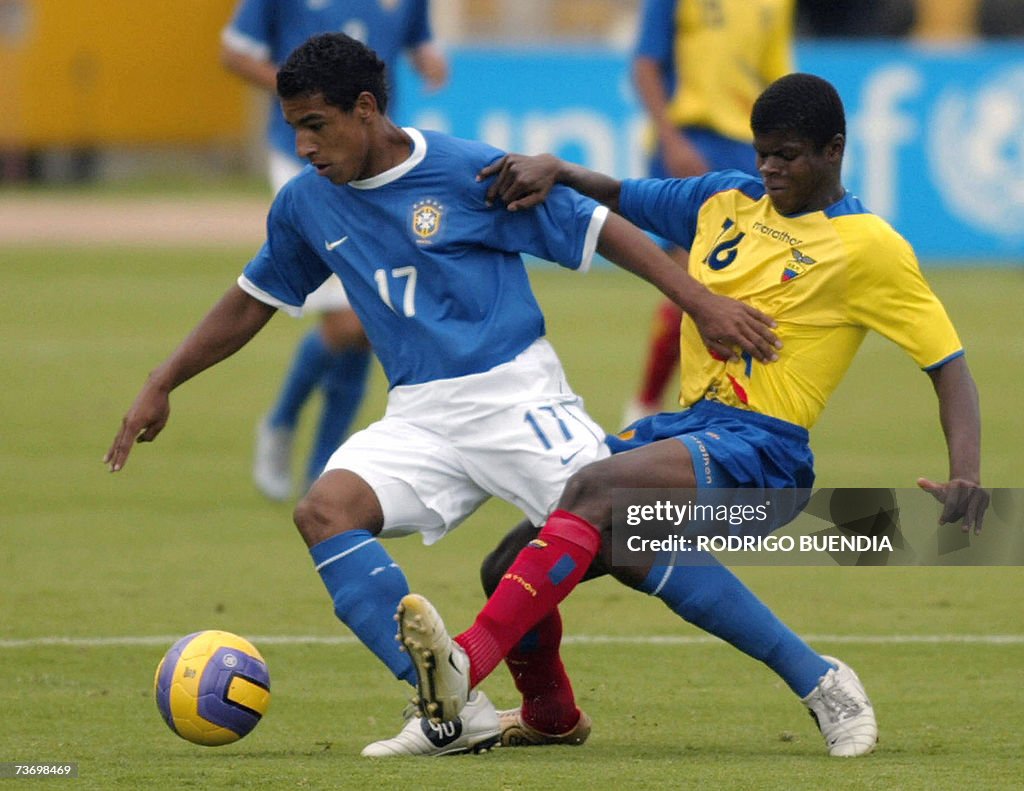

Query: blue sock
[310,530,416,686]
[268,329,333,429]
[307,347,371,484]
[637,553,831,697]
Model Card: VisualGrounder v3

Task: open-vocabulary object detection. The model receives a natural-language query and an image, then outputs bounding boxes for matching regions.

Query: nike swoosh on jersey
[325,236,348,251]
[559,449,583,465]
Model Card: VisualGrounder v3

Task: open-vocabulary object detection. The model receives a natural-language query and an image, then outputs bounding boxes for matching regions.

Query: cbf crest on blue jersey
[781,248,817,282]
[240,129,606,389]
[412,199,444,244]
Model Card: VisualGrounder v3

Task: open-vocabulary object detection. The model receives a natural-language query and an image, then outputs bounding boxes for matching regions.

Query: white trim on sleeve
[237,274,304,317]
[577,204,609,274]
[221,27,272,62]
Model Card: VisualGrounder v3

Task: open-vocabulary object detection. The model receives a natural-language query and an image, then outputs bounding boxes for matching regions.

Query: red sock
[637,299,682,406]
[455,510,600,689]
[507,608,580,735]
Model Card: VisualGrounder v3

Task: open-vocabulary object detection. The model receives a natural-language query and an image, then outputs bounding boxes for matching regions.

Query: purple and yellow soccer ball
[154,630,271,746]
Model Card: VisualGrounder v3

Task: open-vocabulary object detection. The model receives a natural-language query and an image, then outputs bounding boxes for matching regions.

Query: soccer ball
[154,630,271,746]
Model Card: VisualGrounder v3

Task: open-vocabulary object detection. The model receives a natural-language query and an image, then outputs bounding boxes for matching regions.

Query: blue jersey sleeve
[404,0,432,48]
[634,0,676,62]
[240,186,333,311]
[619,171,760,250]
[486,184,604,271]
[226,0,274,49]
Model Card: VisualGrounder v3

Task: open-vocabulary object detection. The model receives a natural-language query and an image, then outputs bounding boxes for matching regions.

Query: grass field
[2,245,1022,790]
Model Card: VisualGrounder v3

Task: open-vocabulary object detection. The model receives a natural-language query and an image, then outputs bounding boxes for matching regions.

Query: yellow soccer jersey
[619,172,964,429]
[635,0,795,142]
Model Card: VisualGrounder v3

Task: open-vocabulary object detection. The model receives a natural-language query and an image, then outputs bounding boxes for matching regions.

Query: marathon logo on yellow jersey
[781,248,817,282]
[752,221,803,247]
[412,199,443,243]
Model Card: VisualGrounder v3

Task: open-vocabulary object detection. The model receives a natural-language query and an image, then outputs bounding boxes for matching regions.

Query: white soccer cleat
[397,593,471,724]
[360,691,500,757]
[252,418,294,501]
[802,655,878,757]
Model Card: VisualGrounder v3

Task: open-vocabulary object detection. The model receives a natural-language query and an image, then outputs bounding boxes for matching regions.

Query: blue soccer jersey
[222,0,432,156]
[238,129,608,387]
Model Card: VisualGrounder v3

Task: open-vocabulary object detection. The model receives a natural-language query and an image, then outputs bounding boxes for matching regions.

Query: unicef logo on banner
[929,66,1024,239]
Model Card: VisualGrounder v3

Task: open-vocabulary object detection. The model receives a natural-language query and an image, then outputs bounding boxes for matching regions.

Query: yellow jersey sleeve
[836,214,963,370]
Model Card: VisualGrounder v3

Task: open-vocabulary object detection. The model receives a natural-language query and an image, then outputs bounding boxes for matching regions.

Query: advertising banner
[399,41,1024,262]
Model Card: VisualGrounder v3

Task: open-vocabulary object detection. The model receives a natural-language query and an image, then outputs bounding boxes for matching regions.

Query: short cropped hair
[750,73,845,149]
[277,33,389,114]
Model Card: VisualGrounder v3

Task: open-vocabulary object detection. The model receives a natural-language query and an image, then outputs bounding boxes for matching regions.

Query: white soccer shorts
[300,276,351,313]
[323,339,611,544]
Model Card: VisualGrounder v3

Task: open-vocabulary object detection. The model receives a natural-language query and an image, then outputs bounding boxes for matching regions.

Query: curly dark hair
[277,33,389,114]
[750,73,845,149]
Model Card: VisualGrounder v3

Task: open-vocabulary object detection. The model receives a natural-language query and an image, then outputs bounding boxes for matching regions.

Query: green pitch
[2,247,1021,789]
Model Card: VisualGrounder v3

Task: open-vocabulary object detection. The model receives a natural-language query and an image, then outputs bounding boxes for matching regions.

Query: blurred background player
[622,0,794,426]
[221,0,449,500]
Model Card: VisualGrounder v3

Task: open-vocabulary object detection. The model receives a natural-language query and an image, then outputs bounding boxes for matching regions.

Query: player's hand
[477,153,561,211]
[690,292,780,363]
[917,477,989,535]
[104,383,171,472]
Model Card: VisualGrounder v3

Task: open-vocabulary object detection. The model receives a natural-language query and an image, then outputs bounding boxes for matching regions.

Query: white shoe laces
[816,674,863,722]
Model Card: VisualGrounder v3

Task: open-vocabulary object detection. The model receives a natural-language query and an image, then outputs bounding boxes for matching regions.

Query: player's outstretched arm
[916,355,989,533]
[478,154,622,213]
[220,44,278,93]
[104,286,276,472]
[409,42,449,90]
[633,55,708,178]
[597,212,779,363]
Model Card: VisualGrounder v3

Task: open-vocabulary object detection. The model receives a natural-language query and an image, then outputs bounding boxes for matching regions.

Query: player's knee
[292,486,352,547]
[557,463,615,523]
[293,470,384,548]
[293,492,333,547]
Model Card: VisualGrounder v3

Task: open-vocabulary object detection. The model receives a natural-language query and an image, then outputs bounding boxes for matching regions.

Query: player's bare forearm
[478,154,622,212]
[151,286,276,391]
[633,58,679,157]
[557,161,622,211]
[597,213,778,363]
[931,356,982,482]
[409,42,448,90]
[633,58,707,177]
[220,45,278,93]
[632,56,670,126]
[104,286,276,472]
[917,356,988,532]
